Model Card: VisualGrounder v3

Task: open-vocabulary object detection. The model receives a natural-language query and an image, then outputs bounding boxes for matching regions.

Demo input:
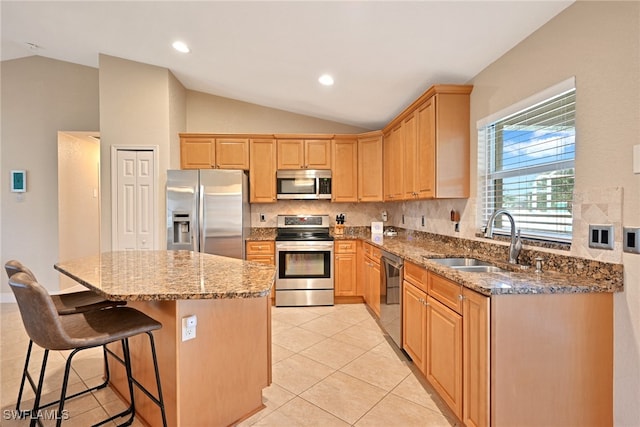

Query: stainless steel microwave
[276,170,332,200]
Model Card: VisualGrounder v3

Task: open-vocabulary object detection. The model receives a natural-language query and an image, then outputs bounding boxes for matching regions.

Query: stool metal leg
[147,332,168,427]
[15,339,33,417]
[29,348,49,427]
[93,340,135,427]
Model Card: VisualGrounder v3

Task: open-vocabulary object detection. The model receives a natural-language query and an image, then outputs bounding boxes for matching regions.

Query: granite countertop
[356,232,622,296]
[55,250,276,301]
[247,227,623,296]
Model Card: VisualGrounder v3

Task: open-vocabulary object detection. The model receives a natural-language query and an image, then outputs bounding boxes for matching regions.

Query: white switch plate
[634,144,640,174]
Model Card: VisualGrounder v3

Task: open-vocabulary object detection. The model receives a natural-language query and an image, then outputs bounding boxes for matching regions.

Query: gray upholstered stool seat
[4,260,126,418]
[9,272,167,427]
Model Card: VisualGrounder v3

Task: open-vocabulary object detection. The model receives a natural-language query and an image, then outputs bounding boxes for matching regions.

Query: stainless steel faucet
[484,209,522,264]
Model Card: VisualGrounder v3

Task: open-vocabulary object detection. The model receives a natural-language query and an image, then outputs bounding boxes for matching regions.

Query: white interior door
[114,148,156,250]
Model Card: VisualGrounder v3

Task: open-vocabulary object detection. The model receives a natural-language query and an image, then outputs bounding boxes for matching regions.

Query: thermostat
[11,170,26,192]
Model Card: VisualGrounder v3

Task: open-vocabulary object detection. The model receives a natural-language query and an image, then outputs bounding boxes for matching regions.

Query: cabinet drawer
[364,243,381,260]
[335,240,357,253]
[246,241,275,255]
[404,261,428,293]
[428,272,463,314]
[246,255,275,265]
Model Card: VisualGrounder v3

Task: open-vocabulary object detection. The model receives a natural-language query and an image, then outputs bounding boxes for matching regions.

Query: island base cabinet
[491,293,613,427]
[108,297,271,427]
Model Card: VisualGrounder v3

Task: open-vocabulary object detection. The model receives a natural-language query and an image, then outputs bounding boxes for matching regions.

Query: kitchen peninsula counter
[55,250,276,427]
[55,250,275,301]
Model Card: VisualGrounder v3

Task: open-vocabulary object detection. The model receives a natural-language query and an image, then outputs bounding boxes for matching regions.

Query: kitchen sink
[427,257,494,267]
[426,257,506,273]
[451,265,505,273]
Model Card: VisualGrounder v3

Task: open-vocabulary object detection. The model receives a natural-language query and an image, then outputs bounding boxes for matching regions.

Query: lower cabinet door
[426,296,463,419]
[463,288,490,427]
[402,281,427,373]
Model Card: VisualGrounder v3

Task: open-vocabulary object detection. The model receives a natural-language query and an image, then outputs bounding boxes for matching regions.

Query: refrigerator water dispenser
[171,212,192,247]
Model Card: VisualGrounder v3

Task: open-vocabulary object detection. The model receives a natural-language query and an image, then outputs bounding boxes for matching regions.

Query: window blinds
[478,85,576,242]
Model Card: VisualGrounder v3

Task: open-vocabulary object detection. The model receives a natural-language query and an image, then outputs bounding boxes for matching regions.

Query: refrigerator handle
[199,184,205,252]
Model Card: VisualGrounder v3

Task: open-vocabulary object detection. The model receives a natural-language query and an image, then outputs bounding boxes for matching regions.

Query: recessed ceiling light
[172,41,190,53]
[318,74,334,86]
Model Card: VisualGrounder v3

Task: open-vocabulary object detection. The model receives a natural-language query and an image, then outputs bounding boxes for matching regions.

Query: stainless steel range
[275,214,334,306]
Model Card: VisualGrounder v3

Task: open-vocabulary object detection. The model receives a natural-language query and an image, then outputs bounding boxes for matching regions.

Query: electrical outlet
[182,315,197,341]
[588,224,614,250]
[259,213,266,222]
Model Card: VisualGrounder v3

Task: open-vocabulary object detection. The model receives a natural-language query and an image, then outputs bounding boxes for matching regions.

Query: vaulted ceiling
[1,1,573,129]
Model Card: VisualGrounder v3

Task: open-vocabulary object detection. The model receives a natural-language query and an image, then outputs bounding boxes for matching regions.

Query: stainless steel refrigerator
[166,169,250,259]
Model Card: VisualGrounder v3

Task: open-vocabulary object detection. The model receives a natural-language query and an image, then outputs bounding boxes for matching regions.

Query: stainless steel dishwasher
[380,250,404,348]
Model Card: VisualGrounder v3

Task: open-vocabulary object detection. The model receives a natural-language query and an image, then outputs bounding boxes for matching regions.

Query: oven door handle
[276,243,334,251]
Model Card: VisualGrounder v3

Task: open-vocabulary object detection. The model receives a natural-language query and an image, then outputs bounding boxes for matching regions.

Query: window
[478,78,576,242]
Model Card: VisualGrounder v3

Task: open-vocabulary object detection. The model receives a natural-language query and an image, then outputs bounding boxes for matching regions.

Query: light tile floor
[1,303,458,426]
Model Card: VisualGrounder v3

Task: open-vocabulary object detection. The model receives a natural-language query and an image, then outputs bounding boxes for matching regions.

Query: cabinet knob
[458,294,465,301]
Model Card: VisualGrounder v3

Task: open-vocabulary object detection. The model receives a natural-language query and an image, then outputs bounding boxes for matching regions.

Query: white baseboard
[1,293,16,303]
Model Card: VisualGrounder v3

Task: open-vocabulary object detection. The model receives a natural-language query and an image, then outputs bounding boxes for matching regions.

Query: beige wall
[186,90,369,134]
[473,2,639,423]
[57,132,100,290]
[383,3,639,422]
[0,56,99,292]
[98,54,184,251]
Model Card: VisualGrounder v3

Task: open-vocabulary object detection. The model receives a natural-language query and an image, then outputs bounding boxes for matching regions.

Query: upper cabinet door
[180,137,216,169]
[304,140,331,169]
[434,93,470,198]
[415,98,436,199]
[276,139,331,169]
[402,112,418,199]
[357,133,383,202]
[331,138,358,203]
[180,136,249,170]
[276,139,305,169]
[215,138,249,170]
[249,139,277,203]
[383,124,404,201]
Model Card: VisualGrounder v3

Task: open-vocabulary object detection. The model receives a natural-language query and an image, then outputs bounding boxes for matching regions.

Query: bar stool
[8,272,167,427]
[4,260,125,416]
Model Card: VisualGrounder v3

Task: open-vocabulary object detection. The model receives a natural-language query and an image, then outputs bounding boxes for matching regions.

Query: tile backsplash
[250,186,625,265]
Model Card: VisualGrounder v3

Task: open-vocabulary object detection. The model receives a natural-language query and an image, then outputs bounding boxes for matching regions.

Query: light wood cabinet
[357,132,384,202]
[332,137,358,202]
[276,138,331,169]
[246,240,275,301]
[382,85,471,199]
[402,280,427,374]
[401,263,463,420]
[362,242,381,317]
[180,135,249,170]
[462,288,489,427]
[414,98,436,198]
[249,139,277,203]
[426,294,463,420]
[403,98,436,199]
[402,112,418,199]
[383,124,404,201]
[334,240,357,296]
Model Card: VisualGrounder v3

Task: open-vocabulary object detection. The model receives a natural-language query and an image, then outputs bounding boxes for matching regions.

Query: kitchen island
[55,250,275,427]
